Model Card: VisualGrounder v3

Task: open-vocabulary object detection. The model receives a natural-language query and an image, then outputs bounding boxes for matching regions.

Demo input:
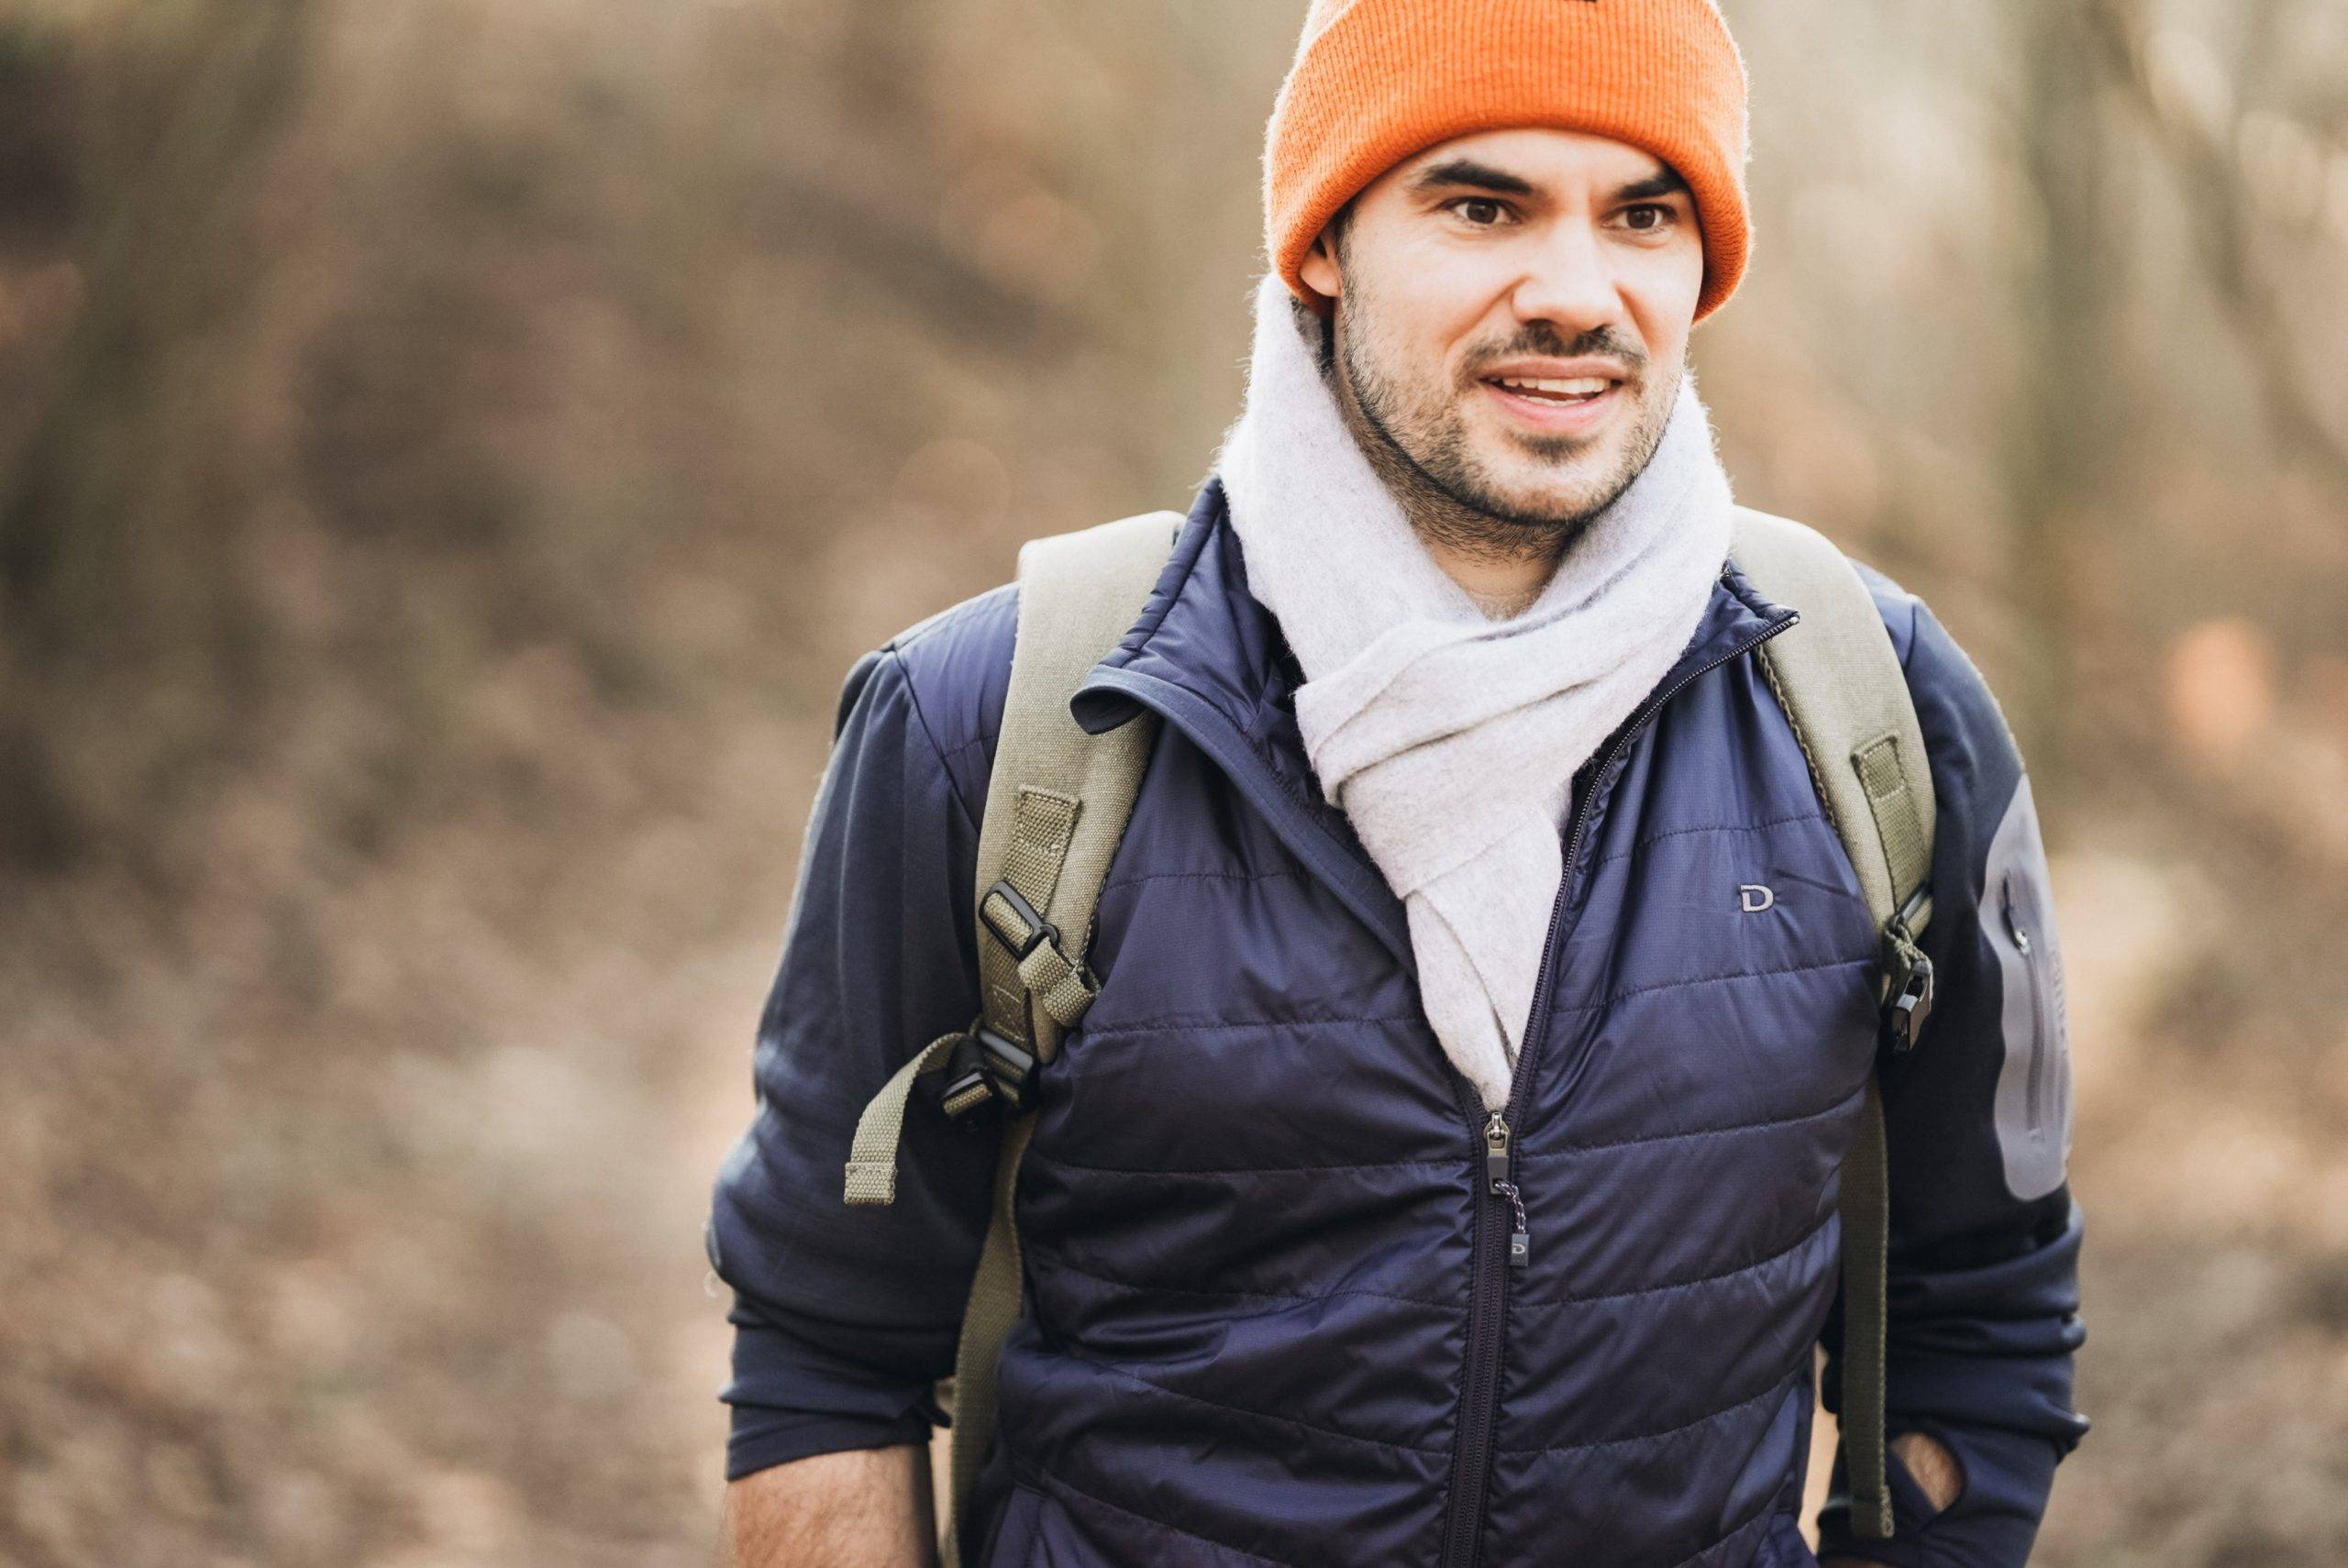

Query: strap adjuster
[1877,883,1935,1054]
[934,1022,1038,1118]
[980,879,1058,961]
[1882,953,1933,1053]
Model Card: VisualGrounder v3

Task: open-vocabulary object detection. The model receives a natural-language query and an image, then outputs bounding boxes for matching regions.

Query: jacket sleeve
[1814,580,2091,1565]
[704,643,998,1481]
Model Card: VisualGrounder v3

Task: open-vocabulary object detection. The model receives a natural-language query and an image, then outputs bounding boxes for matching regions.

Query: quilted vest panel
[971,585,1880,1568]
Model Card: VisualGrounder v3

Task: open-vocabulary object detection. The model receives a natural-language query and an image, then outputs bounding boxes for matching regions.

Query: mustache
[1465,328,1648,377]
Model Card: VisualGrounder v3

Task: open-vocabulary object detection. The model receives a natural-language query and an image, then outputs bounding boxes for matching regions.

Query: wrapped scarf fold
[1214,271,1735,1115]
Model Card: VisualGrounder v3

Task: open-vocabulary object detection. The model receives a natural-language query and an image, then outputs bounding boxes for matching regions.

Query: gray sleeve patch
[1982,771,2073,1199]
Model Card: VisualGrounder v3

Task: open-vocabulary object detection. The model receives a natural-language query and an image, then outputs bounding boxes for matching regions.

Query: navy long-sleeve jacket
[707,480,2087,1567]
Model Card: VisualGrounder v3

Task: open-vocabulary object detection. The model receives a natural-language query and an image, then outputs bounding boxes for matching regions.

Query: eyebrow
[1612,164,1690,202]
[1402,156,1690,204]
[1404,158,1536,197]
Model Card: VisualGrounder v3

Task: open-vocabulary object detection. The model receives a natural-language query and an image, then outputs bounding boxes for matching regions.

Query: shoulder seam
[892,580,1017,654]
[880,645,983,839]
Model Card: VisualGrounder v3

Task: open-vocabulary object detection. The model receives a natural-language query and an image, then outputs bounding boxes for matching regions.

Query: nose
[1505,222,1627,338]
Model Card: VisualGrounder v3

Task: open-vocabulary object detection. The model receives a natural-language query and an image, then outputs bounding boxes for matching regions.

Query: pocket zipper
[2000,873,2055,1136]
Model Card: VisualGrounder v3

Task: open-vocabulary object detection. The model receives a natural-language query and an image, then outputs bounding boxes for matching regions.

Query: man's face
[1297,127,1708,534]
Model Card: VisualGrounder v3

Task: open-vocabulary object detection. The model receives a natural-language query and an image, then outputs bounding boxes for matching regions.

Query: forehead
[1374,127,1673,194]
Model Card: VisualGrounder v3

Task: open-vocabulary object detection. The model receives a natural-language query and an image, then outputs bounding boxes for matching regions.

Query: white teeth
[1496,376,1611,395]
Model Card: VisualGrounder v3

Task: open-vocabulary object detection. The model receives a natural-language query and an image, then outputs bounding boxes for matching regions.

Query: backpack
[842,505,1937,1563]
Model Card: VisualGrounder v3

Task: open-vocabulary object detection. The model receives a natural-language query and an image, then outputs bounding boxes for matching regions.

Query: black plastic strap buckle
[980,878,1060,962]
[1877,883,1935,1054]
[1882,952,1933,1053]
[935,1022,1039,1118]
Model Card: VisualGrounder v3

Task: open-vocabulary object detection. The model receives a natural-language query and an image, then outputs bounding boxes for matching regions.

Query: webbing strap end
[842,1161,899,1207]
[841,1028,968,1207]
[1851,1482,1897,1540]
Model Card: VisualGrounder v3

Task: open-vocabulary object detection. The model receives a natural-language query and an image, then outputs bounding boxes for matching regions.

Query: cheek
[1625,240,1705,349]
[1621,297,1696,371]
[1366,254,1512,382]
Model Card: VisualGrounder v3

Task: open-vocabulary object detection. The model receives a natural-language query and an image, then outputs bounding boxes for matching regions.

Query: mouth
[1478,372,1625,435]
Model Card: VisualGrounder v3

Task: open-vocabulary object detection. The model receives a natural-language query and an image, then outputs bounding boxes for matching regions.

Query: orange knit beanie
[1264,0,1754,322]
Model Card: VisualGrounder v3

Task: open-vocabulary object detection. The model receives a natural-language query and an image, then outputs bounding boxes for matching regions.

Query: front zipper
[2000,873,2055,1136]
[1435,605,1800,1568]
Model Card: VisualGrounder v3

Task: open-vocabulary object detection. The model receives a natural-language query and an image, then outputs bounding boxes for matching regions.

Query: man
[710,0,2088,1563]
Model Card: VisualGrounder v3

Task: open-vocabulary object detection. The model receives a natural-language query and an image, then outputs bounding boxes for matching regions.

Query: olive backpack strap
[1728,504,1939,1542]
[841,508,1180,1567]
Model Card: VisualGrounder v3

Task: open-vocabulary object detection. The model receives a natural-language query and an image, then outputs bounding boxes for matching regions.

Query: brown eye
[1623,203,1673,231]
[1455,198,1507,226]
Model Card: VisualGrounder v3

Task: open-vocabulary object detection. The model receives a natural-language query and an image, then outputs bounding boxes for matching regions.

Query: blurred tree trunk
[2006,0,2111,800]
[0,0,312,867]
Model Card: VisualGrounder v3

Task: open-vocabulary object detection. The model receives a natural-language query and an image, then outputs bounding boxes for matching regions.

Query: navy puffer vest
[981,477,1877,1568]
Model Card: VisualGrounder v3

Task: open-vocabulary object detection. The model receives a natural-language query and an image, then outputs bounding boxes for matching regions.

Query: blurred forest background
[1,0,2343,1562]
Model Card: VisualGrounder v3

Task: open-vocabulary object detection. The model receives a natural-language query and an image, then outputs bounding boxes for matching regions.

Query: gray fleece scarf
[1214,271,1734,1116]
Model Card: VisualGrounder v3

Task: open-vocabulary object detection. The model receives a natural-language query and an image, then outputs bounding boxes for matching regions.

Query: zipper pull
[1485,1111,1530,1268]
[2001,874,2032,954]
[1483,1110,1510,1184]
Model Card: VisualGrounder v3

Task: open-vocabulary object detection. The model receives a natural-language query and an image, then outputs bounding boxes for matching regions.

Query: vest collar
[1069,474,1794,969]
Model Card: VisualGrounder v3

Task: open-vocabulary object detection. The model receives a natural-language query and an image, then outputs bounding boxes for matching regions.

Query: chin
[1454,479,1591,529]
[1474,455,1616,519]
